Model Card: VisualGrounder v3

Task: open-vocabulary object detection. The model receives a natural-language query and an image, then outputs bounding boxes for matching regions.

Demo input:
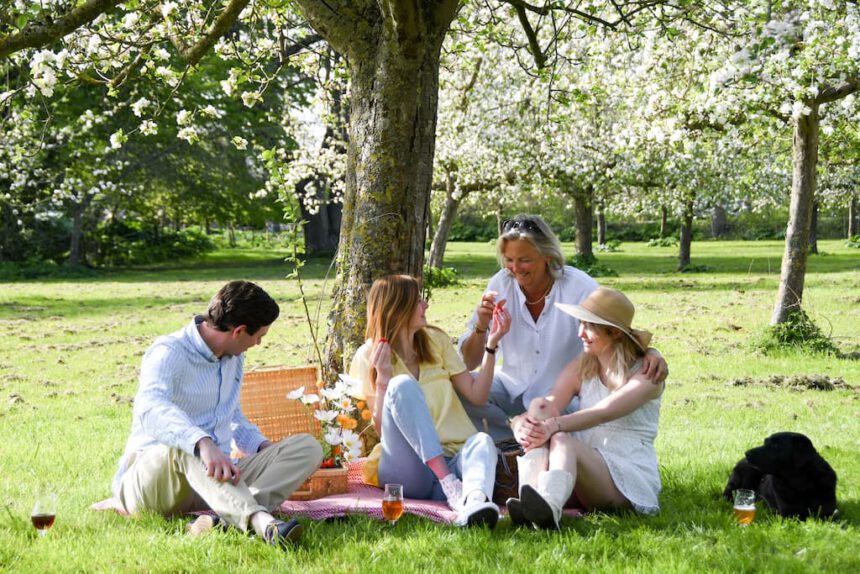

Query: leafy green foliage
[753,309,840,356]
[646,236,679,247]
[596,239,622,252]
[846,235,860,248]
[568,253,618,277]
[90,221,214,266]
[678,263,713,273]
[424,265,460,288]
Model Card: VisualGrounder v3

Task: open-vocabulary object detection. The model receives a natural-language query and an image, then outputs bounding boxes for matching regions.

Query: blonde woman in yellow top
[350,275,511,528]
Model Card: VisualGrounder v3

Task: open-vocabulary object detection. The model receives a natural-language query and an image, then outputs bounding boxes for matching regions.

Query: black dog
[723,432,838,520]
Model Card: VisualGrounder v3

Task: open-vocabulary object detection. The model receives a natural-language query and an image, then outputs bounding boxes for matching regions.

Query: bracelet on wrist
[474,325,488,334]
[484,346,496,355]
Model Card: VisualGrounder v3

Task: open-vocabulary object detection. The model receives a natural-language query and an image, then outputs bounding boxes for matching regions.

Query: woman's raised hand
[474,291,503,333]
[371,339,393,384]
[486,302,511,349]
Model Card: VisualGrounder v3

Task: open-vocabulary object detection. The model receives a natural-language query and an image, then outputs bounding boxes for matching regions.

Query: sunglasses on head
[502,218,543,235]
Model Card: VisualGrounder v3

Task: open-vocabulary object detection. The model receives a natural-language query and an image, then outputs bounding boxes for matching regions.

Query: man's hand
[197,437,241,485]
[641,349,669,384]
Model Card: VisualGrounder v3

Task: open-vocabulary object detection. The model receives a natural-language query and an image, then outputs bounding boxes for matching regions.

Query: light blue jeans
[458,374,581,442]
[377,375,496,502]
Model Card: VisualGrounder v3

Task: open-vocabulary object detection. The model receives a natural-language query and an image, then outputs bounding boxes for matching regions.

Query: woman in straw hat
[349,275,512,528]
[457,214,668,442]
[508,287,664,529]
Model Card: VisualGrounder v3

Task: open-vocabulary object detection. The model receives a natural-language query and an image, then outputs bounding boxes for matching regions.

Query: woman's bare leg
[548,432,629,510]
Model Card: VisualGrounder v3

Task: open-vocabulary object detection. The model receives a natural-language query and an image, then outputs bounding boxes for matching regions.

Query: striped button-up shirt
[112,316,266,496]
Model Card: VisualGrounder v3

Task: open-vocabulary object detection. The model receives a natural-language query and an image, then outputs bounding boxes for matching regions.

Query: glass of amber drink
[382,483,404,526]
[32,491,57,537]
[733,489,756,526]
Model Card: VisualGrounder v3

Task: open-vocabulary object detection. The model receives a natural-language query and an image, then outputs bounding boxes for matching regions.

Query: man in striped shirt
[112,280,322,547]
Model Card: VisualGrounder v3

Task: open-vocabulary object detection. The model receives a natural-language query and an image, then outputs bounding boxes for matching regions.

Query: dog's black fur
[723,432,838,520]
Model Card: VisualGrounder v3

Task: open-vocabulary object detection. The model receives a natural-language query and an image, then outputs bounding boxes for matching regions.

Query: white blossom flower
[324,428,342,446]
[321,387,344,401]
[176,109,192,125]
[131,97,150,117]
[231,136,248,150]
[177,126,199,143]
[340,429,360,452]
[286,387,305,400]
[241,91,261,108]
[109,129,126,149]
[122,12,139,29]
[314,410,338,423]
[139,120,158,135]
[299,393,320,405]
[161,1,178,19]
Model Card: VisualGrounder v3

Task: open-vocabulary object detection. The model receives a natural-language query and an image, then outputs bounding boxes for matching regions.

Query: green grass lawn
[0,239,858,573]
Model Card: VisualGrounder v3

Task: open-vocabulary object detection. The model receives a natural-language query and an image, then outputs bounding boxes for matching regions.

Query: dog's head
[744,432,816,476]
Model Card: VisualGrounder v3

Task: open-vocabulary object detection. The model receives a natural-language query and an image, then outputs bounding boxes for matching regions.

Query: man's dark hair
[204,280,279,335]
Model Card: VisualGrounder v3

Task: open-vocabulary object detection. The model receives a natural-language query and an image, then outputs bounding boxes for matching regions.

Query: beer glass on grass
[32,491,56,537]
[733,489,756,526]
[382,483,404,526]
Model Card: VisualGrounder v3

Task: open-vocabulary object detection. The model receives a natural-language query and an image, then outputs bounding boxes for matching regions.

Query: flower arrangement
[287,374,372,467]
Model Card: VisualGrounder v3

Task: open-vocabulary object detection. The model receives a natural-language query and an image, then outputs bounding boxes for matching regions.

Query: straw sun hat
[555,288,652,352]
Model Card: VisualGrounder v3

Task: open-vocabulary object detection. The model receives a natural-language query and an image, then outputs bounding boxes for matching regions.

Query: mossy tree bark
[771,101,819,324]
[295,0,458,378]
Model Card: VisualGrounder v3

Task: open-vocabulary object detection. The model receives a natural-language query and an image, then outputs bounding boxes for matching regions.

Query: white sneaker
[439,474,463,512]
[455,498,500,529]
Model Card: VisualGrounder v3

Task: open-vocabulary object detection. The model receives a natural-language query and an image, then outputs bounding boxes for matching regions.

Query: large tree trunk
[848,194,858,238]
[772,101,820,325]
[428,170,460,269]
[677,195,694,271]
[297,1,458,377]
[808,200,819,255]
[660,204,668,238]
[711,204,728,238]
[572,183,594,259]
[597,199,606,247]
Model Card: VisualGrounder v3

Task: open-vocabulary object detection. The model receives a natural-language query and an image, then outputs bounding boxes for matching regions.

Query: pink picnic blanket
[90,459,581,524]
[90,459,456,523]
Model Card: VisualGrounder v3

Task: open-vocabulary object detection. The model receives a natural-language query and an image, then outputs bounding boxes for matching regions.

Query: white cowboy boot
[507,447,548,526]
[520,469,574,530]
[517,447,548,495]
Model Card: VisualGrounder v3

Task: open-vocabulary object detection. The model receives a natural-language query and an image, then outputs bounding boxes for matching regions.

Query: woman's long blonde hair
[365,275,435,389]
[578,322,645,390]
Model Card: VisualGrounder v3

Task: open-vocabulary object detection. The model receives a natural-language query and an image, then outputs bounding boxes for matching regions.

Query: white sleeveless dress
[574,370,662,514]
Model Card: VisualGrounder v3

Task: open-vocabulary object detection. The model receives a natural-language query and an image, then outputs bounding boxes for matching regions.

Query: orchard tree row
[1,1,858,370]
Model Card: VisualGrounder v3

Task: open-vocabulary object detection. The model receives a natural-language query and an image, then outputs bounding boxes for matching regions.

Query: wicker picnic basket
[241,365,348,501]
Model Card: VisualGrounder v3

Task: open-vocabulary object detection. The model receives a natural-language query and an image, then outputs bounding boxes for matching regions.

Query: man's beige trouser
[119,434,322,531]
